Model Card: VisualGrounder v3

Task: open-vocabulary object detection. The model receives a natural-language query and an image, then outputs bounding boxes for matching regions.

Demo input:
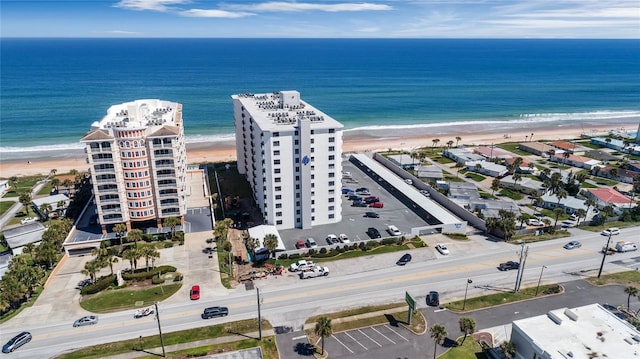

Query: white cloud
[227,2,393,12]
[115,0,190,12]
[181,9,255,18]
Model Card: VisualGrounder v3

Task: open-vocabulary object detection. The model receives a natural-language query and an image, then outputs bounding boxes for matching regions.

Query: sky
[1,0,639,38]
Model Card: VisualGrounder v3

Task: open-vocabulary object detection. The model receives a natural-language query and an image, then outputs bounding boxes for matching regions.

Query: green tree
[459,317,476,344]
[512,173,522,189]
[126,229,143,247]
[533,196,544,216]
[446,140,454,149]
[575,208,587,225]
[625,286,638,310]
[314,316,333,355]
[430,324,447,359]
[213,219,233,242]
[50,178,60,192]
[245,236,259,256]
[56,200,66,216]
[517,214,529,229]
[62,178,73,192]
[263,234,279,259]
[19,192,32,216]
[553,207,565,230]
[500,340,516,359]
[113,223,127,246]
[39,203,53,220]
[139,245,160,271]
[164,217,181,238]
[122,248,138,271]
[491,178,500,196]
[81,259,101,283]
[455,136,462,147]
[35,240,58,269]
[431,138,440,152]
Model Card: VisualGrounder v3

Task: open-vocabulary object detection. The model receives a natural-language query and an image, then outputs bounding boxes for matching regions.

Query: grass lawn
[145,336,279,359]
[439,337,486,359]
[465,173,486,182]
[496,142,530,156]
[578,141,602,150]
[581,182,598,188]
[57,318,273,359]
[594,178,618,186]
[443,174,465,182]
[577,221,637,233]
[587,270,640,287]
[1,175,43,198]
[510,230,570,244]
[445,284,561,312]
[539,208,569,221]
[80,283,182,313]
[306,303,406,324]
[0,200,16,216]
[218,249,233,289]
[498,188,523,200]
[444,233,469,241]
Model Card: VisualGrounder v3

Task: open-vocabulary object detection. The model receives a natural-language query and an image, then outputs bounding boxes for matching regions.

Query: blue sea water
[1,38,639,159]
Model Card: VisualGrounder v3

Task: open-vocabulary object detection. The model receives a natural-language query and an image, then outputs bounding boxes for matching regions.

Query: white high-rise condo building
[232,91,344,230]
[81,99,187,234]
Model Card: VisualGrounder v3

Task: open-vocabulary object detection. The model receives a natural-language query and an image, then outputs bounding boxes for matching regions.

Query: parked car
[355,187,369,193]
[347,194,361,201]
[364,196,380,204]
[201,306,229,319]
[528,218,543,226]
[2,332,31,353]
[73,315,99,327]
[369,202,384,208]
[190,285,200,300]
[134,306,156,318]
[563,241,582,250]
[498,261,520,271]
[352,200,368,207]
[306,238,318,248]
[601,228,620,236]
[426,291,440,307]
[367,227,381,239]
[342,187,354,194]
[295,240,306,249]
[435,244,450,255]
[396,253,412,266]
[326,234,339,244]
[20,217,38,225]
[338,234,350,243]
[364,211,380,218]
[387,225,402,236]
[420,189,430,197]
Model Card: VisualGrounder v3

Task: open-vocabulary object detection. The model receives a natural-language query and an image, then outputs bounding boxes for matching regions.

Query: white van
[601,228,620,236]
[615,242,637,252]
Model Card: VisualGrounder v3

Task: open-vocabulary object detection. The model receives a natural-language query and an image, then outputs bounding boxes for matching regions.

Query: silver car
[2,332,31,353]
[73,315,99,327]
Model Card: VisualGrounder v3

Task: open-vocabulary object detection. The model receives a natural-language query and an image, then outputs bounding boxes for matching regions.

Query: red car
[295,240,306,249]
[369,202,384,208]
[190,285,200,300]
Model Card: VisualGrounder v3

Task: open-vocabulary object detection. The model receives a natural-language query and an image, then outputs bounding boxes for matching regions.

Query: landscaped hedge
[122,265,177,281]
[81,275,116,295]
[151,277,164,284]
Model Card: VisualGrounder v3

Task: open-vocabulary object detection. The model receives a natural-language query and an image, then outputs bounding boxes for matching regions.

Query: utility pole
[516,246,529,293]
[514,240,528,294]
[463,279,473,311]
[598,232,613,278]
[535,265,547,296]
[154,302,166,357]
[257,287,263,341]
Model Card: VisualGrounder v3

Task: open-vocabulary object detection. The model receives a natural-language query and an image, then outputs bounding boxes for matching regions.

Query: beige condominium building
[232,90,344,230]
[81,99,187,234]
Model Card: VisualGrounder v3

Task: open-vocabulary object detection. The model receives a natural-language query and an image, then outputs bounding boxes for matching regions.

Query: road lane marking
[385,325,409,341]
[291,335,307,340]
[371,326,395,344]
[345,331,367,350]
[332,334,354,354]
[359,329,382,347]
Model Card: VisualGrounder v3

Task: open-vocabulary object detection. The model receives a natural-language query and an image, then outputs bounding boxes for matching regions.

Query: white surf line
[345,331,368,350]
[359,329,382,347]
[371,326,395,344]
[385,324,409,341]
[333,334,355,354]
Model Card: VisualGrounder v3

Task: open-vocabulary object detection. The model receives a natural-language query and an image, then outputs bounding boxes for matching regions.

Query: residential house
[518,142,555,156]
[447,182,480,208]
[584,187,635,212]
[549,140,586,154]
[504,157,536,174]
[500,175,545,196]
[0,180,9,196]
[387,154,418,170]
[469,199,520,219]
[584,149,618,163]
[465,160,508,178]
[32,194,70,219]
[247,225,286,262]
[597,166,640,184]
[442,148,484,164]
[590,136,640,153]
[540,193,591,216]
[414,165,443,180]
[549,153,601,170]
[2,222,47,255]
[473,146,513,160]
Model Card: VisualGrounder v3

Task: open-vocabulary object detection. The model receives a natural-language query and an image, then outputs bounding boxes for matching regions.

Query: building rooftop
[415,165,443,179]
[512,303,640,359]
[519,142,555,153]
[466,160,508,173]
[444,148,485,163]
[473,146,514,159]
[501,175,543,189]
[541,193,588,211]
[247,225,286,252]
[3,222,47,249]
[32,194,70,210]
[587,188,631,205]
[232,91,343,132]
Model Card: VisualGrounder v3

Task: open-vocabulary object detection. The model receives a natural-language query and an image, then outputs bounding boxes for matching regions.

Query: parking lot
[323,323,422,358]
[279,159,431,249]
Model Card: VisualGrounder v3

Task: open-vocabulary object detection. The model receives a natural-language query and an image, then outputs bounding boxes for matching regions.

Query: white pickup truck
[299,266,329,279]
[289,259,315,272]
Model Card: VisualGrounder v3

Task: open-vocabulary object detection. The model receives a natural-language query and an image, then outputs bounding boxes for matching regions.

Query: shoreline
[0,121,637,178]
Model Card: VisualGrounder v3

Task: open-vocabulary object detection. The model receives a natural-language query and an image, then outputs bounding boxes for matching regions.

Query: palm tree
[62,178,73,192]
[113,223,127,246]
[491,178,500,196]
[81,260,101,283]
[263,234,279,259]
[50,178,60,192]
[122,248,138,271]
[455,136,462,147]
[459,317,476,344]
[585,198,596,217]
[431,138,440,152]
[562,151,571,166]
[533,196,544,216]
[500,340,516,359]
[446,140,454,149]
[50,168,57,176]
[592,165,601,177]
[542,218,552,232]
[609,167,618,180]
[517,214,528,229]
[245,237,259,256]
[575,208,587,226]
[512,173,522,190]
[624,286,638,310]
[127,228,143,247]
[164,217,181,238]
[553,207,564,229]
[139,245,160,271]
[555,188,568,206]
[56,200,66,216]
[430,324,447,359]
[485,216,499,234]
[19,192,32,216]
[39,203,53,220]
[314,316,332,355]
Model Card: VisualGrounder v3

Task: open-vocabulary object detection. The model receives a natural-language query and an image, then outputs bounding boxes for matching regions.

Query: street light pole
[154,302,166,357]
[535,265,547,296]
[257,287,263,341]
[598,232,613,278]
[462,279,472,311]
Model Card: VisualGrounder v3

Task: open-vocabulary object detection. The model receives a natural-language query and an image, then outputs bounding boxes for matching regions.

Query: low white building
[32,194,70,218]
[466,160,508,178]
[247,225,286,262]
[3,222,47,255]
[511,303,640,359]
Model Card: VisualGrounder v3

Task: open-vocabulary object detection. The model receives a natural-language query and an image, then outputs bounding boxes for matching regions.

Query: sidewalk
[99,307,411,358]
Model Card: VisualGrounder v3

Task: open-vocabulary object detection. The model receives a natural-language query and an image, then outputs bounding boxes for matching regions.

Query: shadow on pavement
[294,342,316,356]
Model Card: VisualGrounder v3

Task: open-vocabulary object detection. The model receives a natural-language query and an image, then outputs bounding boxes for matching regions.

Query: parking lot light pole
[598,232,613,278]
[463,279,472,311]
[535,265,547,296]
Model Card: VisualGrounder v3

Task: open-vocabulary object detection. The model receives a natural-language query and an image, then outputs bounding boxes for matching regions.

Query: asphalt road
[1,226,639,358]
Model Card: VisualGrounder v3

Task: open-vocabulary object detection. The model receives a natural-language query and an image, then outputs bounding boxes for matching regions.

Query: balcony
[154,152,175,158]
[96,178,117,184]
[92,157,114,163]
[101,207,122,214]
[157,183,177,188]
[99,198,120,204]
[94,167,115,173]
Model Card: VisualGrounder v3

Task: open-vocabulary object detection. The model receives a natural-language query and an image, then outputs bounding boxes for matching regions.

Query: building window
[275,203,282,208]
[329,146,335,152]
[294,140,299,145]
[329,137,335,142]
[273,132,279,137]
[295,184,300,189]
[276,220,283,225]
[275,178,281,183]
[274,150,280,156]
[310,139,314,144]
[274,159,280,165]
[296,209,301,215]
[329,164,335,169]
[329,172,335,178]
[329,198,334,202]
[329,206,334,211]
[275,186,281,192]
[329,181,335,186]
[295,149,299,154]
[275,195,281,200]
[276,212,282,217]
[273,140,280,146]
[329,155,335,161]
[296,193,300,198]
[329,214,335,219]
[329,129,335,133]
[295,167,300,172]
[274,168,280,174]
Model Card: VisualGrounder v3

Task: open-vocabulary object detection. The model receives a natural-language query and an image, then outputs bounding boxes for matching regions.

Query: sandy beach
[0,122,636,179]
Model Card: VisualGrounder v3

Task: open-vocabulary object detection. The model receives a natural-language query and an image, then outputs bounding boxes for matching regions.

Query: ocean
[1,38,639,160]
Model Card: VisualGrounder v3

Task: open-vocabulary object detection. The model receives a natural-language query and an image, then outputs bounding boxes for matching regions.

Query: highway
[1,226,639,358]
